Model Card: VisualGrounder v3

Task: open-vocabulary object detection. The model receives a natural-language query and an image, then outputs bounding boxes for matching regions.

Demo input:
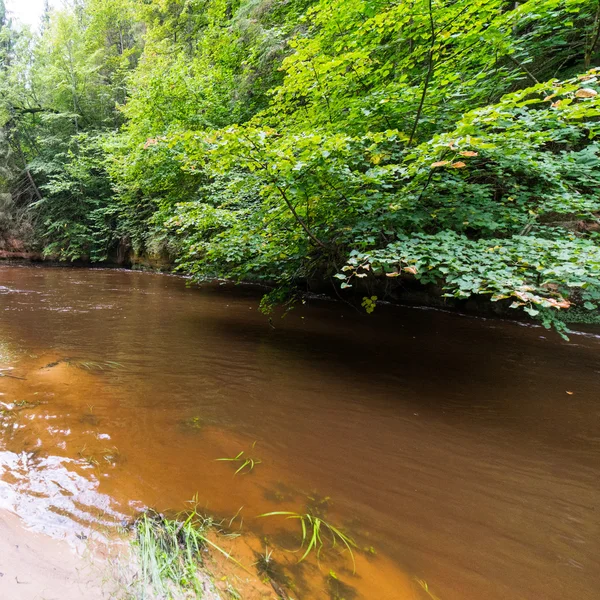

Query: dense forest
[1,0,600,331]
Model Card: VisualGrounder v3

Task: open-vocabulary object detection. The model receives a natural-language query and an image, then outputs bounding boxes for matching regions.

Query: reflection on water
[0,450,125,537]
[0,264,599,600]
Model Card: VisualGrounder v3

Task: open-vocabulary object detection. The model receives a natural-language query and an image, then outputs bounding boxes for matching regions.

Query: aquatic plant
[263,482,297,505]
[225,506,245,531]
[217,443,261,475]
[305,492,331,518]
[254,546,275,579]
[363,545,377,556]
[78,444,100,467]
[135,510,206,597]
[80,412,100,426]
[71,359,124,372]
[259,511,357,572]
[101,446,122,466]
[253,545,293,599]
[328,570,358,600]
[77,445,122,468]
[11,399,41,410]
[133,507,244,598]
[224,582,242,599]
[179,416,203,431]
[44,358,124,372]
[416,578,442,600]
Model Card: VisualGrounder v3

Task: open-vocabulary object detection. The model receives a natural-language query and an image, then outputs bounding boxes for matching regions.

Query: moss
[556,308,600,325]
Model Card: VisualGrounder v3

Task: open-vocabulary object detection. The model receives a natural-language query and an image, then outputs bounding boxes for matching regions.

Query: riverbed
[0,264,599,599]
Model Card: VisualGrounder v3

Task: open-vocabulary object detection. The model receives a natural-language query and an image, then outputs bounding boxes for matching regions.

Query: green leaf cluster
[1,0,600,330]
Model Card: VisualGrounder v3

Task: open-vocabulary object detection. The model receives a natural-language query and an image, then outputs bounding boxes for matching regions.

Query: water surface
[0,265,599,599]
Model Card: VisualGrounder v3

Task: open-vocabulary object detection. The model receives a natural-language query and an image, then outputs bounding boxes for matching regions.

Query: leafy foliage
[337,73,600,324]
[1,0,599,330]
[32,132,116,260]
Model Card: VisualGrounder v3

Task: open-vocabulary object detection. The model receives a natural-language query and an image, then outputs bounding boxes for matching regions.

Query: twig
[408,0,436,145]
[585,0,600,68]
[506,54,539,84]
[275,184,328,249]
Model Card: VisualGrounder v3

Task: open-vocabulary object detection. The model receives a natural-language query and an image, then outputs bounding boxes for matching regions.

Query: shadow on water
[184,305,600,453]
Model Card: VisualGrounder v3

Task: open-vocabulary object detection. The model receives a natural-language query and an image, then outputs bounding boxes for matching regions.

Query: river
[0,264,599,600]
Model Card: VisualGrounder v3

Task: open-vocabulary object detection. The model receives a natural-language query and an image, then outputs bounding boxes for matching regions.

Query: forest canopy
[1,0,600,331]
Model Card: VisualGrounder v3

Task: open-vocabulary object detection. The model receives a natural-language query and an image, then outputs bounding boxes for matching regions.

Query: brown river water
[0,264,599,600]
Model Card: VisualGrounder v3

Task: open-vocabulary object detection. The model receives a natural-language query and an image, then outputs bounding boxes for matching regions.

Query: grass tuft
[259,511,357,572]
[217,442,261,475]
[133,504,247,598]
[254,545,275,579]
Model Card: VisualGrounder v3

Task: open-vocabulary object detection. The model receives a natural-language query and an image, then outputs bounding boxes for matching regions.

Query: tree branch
[274,184,328,248]
[12,106,61,115]
[408,0,435,146]
[506,54,539,84]
[585,0,600,68]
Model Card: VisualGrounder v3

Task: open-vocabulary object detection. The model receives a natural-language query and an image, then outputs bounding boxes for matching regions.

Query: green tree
[1,0,599,332]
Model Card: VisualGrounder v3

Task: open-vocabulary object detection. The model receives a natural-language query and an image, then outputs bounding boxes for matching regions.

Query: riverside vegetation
[1,0,600,334]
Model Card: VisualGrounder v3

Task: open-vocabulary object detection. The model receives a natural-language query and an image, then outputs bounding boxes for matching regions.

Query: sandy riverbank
[0,507,282,600]
[0,509,107,600]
